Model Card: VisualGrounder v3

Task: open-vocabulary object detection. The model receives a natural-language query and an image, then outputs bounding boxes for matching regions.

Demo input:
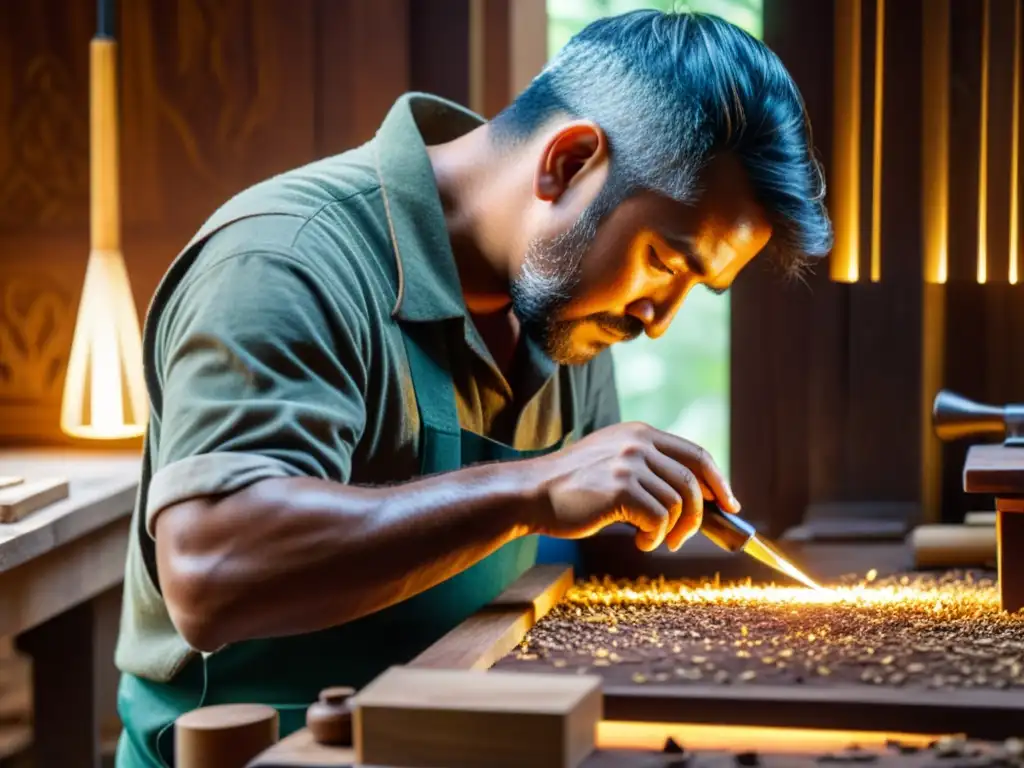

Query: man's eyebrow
[661,233,708,277]
[659,232,730,294]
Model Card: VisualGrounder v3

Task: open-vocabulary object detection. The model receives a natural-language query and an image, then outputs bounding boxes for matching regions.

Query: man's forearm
[156,460,542,651]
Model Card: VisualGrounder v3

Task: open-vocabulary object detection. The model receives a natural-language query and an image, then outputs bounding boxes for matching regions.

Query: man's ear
[534,121,608,202]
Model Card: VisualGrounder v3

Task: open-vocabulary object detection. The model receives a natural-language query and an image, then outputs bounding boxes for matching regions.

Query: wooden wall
[739,0,1024,535]
[0,0,543,448]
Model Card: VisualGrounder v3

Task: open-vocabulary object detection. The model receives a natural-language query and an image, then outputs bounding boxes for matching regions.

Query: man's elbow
[163,572,227,653]
[154,499,233,653]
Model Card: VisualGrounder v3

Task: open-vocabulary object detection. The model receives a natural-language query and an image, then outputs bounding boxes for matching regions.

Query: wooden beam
[410,564,573,671]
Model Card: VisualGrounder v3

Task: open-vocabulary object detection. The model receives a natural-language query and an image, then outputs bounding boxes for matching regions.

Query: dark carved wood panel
[118,0,316,232]
[0,1,93,232]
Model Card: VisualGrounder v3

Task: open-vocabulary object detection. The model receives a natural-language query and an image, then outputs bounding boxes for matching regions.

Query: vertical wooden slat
[410,0,472,107]
[985,0,1020,285]
[922,0,951,284]
[948,0,985,282]
[470,0,512,118]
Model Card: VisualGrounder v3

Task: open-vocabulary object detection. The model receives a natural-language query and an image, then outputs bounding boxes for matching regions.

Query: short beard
[510,188,643,365]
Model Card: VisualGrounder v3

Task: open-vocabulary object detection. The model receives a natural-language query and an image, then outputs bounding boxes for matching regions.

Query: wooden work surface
[247,727,995,768]
[963,443,1024,495]
[0,449,140,767]
[0,449,140,639]
[0,449,140,572]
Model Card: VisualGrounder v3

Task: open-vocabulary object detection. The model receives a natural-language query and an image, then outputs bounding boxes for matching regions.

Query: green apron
[115,296,579,767]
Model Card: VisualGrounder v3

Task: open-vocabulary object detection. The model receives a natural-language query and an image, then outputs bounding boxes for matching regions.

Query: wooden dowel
[908,524,995,568]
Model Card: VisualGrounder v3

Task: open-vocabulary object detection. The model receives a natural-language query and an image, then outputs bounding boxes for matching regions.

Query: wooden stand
[963,444,1024,612]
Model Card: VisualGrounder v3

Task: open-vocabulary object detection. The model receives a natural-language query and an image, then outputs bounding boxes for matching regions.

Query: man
[115,9,831,766]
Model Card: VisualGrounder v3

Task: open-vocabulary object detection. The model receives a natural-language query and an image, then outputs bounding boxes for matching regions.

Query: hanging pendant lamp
[60,0,148,439]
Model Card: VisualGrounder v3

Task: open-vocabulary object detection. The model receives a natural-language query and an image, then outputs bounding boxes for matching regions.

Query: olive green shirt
[115,93,621,682]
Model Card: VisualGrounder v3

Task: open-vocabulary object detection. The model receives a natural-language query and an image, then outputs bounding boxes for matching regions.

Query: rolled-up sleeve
[145,250,368,537]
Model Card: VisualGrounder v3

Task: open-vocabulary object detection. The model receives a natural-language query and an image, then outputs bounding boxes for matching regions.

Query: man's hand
[523,421,740,552]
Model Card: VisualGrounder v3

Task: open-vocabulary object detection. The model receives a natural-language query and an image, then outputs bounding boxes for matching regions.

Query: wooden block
[908,524,996,568]
[176,703,279,768]
[964,444,1024,495]
[0,478,69,523]
[351,666,602,768]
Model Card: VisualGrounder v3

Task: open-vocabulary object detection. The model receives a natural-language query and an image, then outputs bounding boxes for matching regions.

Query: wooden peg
[306,686,355,746]
[175,703,278,768]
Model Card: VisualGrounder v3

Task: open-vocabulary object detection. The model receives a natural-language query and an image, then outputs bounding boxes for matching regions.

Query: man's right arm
[152,251,737,652]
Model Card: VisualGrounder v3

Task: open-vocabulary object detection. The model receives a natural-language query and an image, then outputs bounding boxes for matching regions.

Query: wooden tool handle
[909,524,996,568]
[90,37,120,253]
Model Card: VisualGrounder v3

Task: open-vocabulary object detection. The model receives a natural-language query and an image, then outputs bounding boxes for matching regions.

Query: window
[546,0,763,477]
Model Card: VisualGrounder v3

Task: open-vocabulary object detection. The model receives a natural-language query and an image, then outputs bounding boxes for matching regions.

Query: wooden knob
[306,686,355,746]
[175,703,278,768]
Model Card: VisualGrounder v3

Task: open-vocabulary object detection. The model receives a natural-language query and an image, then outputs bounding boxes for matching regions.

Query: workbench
[246,556,1024,768]
[0,449,140,768]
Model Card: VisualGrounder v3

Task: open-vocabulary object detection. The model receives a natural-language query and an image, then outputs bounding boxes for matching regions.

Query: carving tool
[700,504,824,590]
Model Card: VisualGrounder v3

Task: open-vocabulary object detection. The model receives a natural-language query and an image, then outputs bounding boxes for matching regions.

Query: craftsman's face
[512,124,772,365]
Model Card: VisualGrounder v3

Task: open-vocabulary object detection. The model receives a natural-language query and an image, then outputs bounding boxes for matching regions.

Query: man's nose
[628,285,691,339]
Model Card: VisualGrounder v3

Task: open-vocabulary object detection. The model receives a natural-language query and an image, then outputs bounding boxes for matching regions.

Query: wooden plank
[601,683,1024,741]
[0,477,23,490]
[409,565,572,671]
[0,478,69,523]
[351,667,602,768]
[964,443,1024,494]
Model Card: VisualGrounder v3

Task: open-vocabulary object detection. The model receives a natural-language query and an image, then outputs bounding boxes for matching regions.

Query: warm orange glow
[870,0,885,283]
[61,37,148,440]
[922,0,950,284]
[598,721,939,755]
[832,0,861,283]
[1011,0,1021,285]
[978,0,991,285]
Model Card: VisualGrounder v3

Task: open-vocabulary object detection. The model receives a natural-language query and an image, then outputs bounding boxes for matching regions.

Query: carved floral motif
[0,276,73,400]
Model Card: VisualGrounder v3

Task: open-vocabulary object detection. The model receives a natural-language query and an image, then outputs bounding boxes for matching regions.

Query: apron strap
[399,324,463,475]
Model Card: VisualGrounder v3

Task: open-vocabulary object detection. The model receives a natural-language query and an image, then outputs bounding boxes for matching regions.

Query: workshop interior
[4,0,1024,766]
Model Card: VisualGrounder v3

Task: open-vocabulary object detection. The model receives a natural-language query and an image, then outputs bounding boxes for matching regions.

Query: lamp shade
[60,0,148,439]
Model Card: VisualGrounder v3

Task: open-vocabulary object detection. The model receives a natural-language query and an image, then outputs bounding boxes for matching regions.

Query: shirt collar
[372,92,484,323]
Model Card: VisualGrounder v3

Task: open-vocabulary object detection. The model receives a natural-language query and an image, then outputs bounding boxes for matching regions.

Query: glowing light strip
[598,722,938,756]
[832,0,862,283]
[870,0,885,282]
[1011,0,1021,284]
[978,0,991,284]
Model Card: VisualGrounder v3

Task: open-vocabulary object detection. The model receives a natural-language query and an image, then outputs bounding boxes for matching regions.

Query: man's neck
[426,125,523,316]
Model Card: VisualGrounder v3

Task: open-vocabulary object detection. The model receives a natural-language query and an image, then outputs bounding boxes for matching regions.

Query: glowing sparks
[560,572,1006,616]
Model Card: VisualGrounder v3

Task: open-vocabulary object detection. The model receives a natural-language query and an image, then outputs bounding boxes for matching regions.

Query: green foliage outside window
[546,0,763,476]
